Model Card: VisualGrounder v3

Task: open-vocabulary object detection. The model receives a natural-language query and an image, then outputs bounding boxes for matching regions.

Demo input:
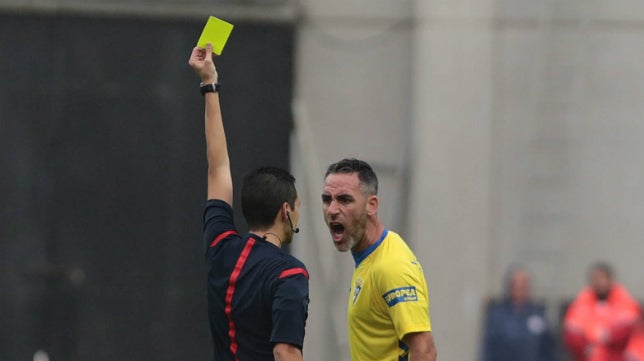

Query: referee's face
[322,173,368,252]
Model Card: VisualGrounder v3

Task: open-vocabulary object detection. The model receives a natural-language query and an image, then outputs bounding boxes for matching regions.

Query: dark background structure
[0,12,294,361]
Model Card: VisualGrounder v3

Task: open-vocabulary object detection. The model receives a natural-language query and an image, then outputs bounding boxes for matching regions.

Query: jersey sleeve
[203,199,238,256]
[270,263,310,349]
[376,258,432,340]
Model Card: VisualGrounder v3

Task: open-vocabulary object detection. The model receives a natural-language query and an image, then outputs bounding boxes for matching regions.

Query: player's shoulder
[379,230,417,262]
[371,231,423,276]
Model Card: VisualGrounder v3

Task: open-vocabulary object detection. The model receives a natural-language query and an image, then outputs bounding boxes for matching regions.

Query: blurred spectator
[480,264,557,361]
[626,320,644,361]
[563,262,641,361]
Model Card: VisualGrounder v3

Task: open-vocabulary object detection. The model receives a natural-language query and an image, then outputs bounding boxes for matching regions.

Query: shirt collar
[351,228,388,268]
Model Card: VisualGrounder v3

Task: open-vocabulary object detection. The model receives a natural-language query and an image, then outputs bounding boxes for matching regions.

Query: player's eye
[338,196,353,204]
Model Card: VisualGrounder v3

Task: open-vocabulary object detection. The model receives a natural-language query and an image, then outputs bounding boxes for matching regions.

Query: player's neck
[354,219,385,253]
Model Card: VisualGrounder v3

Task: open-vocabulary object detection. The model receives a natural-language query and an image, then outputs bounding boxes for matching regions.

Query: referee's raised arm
[188,43,233,205]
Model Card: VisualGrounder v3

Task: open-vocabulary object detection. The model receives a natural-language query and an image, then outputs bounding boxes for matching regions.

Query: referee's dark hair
[241,167,297,230]
[325,158,378,196]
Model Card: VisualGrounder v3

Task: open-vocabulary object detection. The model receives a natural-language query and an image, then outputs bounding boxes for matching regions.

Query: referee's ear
[366,194,379,216]
[279,201,290,223]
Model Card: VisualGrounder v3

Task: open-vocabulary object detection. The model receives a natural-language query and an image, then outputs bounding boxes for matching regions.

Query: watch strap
[200,82,220,95]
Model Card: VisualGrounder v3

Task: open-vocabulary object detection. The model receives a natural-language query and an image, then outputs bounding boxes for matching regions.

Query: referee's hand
[188,43,218,84]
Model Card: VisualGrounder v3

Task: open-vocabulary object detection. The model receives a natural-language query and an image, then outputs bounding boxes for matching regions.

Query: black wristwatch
[200,82,220,95]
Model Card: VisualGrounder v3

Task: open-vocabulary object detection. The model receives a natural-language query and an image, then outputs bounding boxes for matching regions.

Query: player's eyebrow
[337,194,354,202]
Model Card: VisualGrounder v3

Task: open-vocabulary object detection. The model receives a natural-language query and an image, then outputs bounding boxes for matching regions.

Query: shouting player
[322,158,437,361]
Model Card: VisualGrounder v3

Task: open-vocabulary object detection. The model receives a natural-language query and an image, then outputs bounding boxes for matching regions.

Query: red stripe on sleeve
[279,267,309,280]
[210,230,238,248]
[224,238,255,360]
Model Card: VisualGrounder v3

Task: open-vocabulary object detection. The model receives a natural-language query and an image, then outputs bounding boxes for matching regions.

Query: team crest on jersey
[352,278,363,304]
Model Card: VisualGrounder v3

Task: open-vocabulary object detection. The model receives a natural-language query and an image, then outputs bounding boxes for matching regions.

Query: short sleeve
[376,258,431,339]
[203,199,238,253]
[270,265,310,349]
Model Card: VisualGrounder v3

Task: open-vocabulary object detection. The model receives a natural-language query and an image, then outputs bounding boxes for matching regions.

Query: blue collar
[351,229,388,268]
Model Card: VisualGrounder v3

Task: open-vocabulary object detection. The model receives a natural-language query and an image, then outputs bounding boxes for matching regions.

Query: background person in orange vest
[563,262,641,361]
[626,321,644,361]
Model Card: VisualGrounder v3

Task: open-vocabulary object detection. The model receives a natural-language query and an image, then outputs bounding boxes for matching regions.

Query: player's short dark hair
[325,158,378,196]
[589,261,614,279]
[241,167,297,230]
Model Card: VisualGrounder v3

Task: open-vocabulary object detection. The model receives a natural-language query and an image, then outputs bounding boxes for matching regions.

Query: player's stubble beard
[338,209,368,253]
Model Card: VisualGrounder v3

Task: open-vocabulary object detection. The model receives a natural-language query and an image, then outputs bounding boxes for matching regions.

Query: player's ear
[366,195,378,216]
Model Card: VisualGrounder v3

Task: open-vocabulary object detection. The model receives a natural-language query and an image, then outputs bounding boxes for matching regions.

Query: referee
[189,44,309,361]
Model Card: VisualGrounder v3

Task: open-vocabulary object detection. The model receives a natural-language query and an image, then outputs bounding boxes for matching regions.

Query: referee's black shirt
[203,199,309,361]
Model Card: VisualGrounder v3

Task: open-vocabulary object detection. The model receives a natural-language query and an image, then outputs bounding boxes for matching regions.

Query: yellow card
[197,16,234,55]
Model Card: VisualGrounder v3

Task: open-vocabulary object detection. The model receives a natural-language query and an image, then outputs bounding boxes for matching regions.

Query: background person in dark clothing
[189,43,309,361]
[479,264,557,361]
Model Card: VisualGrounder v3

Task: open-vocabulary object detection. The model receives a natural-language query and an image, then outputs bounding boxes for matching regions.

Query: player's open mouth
[330,222,345,242]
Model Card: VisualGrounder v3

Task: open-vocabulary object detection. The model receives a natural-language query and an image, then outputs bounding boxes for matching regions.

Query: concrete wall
[489,0,644,305]
[408,2,494,360]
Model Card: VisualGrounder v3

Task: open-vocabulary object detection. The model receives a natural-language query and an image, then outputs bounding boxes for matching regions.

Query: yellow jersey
[348,229,432,361]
